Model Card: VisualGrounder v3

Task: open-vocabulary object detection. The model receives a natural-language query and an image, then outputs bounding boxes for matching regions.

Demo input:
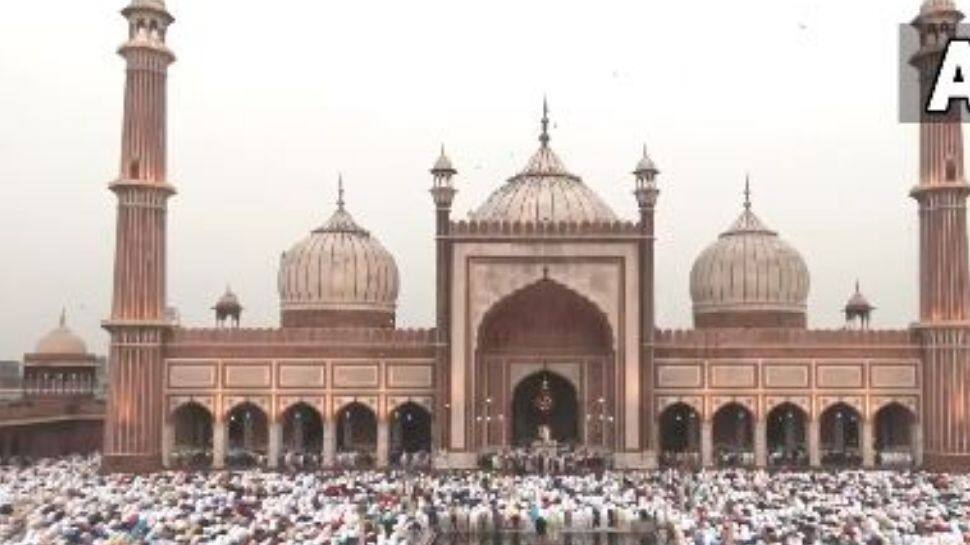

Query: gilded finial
[744,173,752,211]
[337,174,345,211]
[539,96,550,148]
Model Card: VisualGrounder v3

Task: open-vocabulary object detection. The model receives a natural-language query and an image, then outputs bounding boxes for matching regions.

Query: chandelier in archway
[534,375,555,413]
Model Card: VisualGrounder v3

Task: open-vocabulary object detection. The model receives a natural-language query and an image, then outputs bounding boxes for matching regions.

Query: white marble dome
[470,145,617,224]
[278,189,399,326]
[689,195,810,328]
[35,312,88,355]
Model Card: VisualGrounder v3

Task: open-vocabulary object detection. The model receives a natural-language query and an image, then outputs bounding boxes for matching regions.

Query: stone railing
[0,397,105,425]
[655,327,915,347]
[448,219,642,238]
[172,326,436,345]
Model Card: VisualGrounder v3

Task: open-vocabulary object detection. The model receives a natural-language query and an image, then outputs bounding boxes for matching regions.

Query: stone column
[754,420,767,468]
[861,418,875,468]
[700,421,713,467]
[808,419,820,467]
[268,422,282,469]
[912,421,924,467]
[161,418,174,468]
[323,417,336,467]
[377,417,390,468]
[212,420,226,470]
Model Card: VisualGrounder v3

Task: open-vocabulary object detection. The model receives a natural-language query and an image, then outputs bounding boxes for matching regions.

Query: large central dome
[470,104,617,224]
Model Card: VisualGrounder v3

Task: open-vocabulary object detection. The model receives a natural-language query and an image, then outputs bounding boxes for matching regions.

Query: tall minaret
[429,146,457,454]
[102,0,176,473]
[910,0,970,469]
[633,146,659,459]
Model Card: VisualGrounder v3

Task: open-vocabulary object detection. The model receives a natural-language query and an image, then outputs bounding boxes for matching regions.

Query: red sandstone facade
[95,0,969,472]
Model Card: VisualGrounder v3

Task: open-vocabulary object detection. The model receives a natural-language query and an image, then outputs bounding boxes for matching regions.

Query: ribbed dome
[471,146,616,224]
[689,188,810,328]
[35,311,88,355]
[470,103,616,224]
[278,182,399,328]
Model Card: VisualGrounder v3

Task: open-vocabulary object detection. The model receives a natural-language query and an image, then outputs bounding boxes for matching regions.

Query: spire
[59,307,66,328]
[337,174,345,211]
[314,175,367,235]
[743,173,752,211]
[539,97,550,148]
[855,279,861,294]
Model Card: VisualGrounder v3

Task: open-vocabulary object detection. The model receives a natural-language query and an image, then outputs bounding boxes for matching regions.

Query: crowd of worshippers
[661,449,909,470]
[1,455,969,545]
[168,449,434,471]
[478,446,611,473]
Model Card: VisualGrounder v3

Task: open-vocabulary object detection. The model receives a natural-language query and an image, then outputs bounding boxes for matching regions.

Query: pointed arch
[476,277,614,354]
[712,402,754,466]
[281,402,324,456]
[658,402,701,467]
[766,402,808,467]
[819,402,862,467]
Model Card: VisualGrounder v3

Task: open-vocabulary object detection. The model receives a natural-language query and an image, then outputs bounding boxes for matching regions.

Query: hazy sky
[0,0,943,359]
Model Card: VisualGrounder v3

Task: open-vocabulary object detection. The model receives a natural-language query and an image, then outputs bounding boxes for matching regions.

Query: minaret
[910,0,970,469]
[633,145,659,457]
[430,145,456,454]
[102,0,176,473]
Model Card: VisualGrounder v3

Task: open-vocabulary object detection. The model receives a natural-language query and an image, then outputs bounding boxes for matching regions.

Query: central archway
[476,278,614,449]
[511,372,579,446]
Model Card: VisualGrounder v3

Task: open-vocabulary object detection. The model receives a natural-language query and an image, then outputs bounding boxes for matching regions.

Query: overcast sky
[0,0,944,359]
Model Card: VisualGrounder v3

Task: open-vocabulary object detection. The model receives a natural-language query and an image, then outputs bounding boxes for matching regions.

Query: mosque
[83,0,970,472]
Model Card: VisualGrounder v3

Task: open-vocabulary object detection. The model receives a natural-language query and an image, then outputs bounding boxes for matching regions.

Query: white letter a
[928,39,970,113]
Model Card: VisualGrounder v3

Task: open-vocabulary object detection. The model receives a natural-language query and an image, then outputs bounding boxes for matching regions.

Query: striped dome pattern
[470,146,617,224]
[690,204,810,319]
[278,201,399,315]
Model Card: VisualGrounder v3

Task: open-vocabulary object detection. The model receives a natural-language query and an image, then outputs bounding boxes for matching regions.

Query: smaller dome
[35,311,88,355]
[689,181,810,328]
[844,281,874,313]
[921,0,957,15]
[129,0,166,9]
[213,286,242,313]
[633,146,659,177]
[431,145,456,175]
[278,178,400,328]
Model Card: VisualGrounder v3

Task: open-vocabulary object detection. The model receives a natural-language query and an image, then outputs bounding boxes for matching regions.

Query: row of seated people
[478,446,611,474]
[168,447,432,470]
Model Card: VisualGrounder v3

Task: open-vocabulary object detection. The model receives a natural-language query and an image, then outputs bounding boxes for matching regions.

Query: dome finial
[539,96,551,148]
[744,173,752,211]
[337,173,346,211]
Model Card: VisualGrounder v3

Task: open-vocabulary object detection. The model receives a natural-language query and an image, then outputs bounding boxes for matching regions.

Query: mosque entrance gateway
[475,278,615,451]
